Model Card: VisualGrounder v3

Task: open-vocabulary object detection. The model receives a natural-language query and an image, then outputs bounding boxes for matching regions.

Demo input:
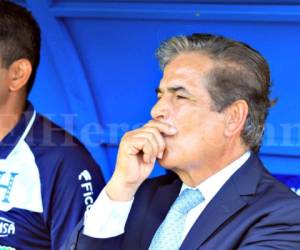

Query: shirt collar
[181,151,251,203]
[0,102,35,159]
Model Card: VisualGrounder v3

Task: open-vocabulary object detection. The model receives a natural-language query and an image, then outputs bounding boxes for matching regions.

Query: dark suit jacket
[62,154,300,250]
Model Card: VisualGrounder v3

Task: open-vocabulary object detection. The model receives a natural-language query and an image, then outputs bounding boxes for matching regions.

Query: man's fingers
[144,120,177,136]
[121,120,176,162]
[132,132,159,159]
[141,140,154,164]
[138,128,166,159]
[127,137,155,164]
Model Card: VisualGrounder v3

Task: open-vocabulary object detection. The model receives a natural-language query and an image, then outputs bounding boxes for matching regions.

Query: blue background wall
[16,0,300,193]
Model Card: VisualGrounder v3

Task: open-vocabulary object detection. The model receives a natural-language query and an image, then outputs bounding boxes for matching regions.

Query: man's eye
[176,95,187,99]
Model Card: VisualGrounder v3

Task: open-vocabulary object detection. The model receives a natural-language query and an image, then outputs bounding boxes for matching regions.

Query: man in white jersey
[0,1,105,249]
[63,34,300,250]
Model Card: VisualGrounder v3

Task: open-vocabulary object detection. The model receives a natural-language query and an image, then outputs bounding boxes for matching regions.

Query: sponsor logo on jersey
[78,170,94,210]
[0,217,15,237]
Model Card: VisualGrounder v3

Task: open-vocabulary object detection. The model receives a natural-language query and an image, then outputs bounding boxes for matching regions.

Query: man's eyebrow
[155,86,191,95]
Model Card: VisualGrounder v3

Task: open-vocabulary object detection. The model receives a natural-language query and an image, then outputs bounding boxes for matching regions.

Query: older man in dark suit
[62,33,300,250]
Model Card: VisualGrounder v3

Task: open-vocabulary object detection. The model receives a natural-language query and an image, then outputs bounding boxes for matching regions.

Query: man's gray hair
[156,34,274,153]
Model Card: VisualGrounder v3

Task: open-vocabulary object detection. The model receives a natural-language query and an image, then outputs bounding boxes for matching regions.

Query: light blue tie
[149,188,204,250]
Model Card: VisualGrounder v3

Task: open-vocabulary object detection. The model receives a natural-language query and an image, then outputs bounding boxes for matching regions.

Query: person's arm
[83,120,177,235]
[239,200,300,250]
[49,145,105,250]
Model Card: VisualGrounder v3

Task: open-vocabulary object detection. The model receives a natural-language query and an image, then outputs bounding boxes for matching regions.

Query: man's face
[151,52,227,172]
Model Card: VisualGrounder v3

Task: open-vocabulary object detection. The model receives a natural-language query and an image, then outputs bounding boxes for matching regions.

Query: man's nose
[151,100,169,121]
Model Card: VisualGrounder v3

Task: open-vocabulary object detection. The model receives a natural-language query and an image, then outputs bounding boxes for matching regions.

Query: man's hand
[106,120,177,201]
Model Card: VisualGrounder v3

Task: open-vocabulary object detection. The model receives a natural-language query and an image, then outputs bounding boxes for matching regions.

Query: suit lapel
[180,154,263,250]
[140,177,182,249]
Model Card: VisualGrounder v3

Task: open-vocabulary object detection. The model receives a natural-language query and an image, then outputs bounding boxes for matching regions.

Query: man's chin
[157,157,176,170]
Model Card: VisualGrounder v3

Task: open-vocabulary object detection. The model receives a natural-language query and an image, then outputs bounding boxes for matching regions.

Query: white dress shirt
[83,151,251,242]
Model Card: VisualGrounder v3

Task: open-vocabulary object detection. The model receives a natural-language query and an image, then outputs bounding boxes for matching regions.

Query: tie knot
[171,188,204,214]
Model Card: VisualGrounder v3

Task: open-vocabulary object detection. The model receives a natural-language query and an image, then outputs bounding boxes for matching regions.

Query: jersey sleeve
[47,144,105,250]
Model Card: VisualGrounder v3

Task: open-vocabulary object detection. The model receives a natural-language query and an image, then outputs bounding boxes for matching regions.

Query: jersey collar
[0,102,35,159]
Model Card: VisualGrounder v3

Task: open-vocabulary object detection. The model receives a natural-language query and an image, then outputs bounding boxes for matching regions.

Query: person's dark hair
[156,33,274,153]
[0,0,41,94]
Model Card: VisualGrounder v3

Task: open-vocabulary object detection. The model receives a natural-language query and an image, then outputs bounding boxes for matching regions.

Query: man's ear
[8,59,32,92]
[224,100,249,137]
